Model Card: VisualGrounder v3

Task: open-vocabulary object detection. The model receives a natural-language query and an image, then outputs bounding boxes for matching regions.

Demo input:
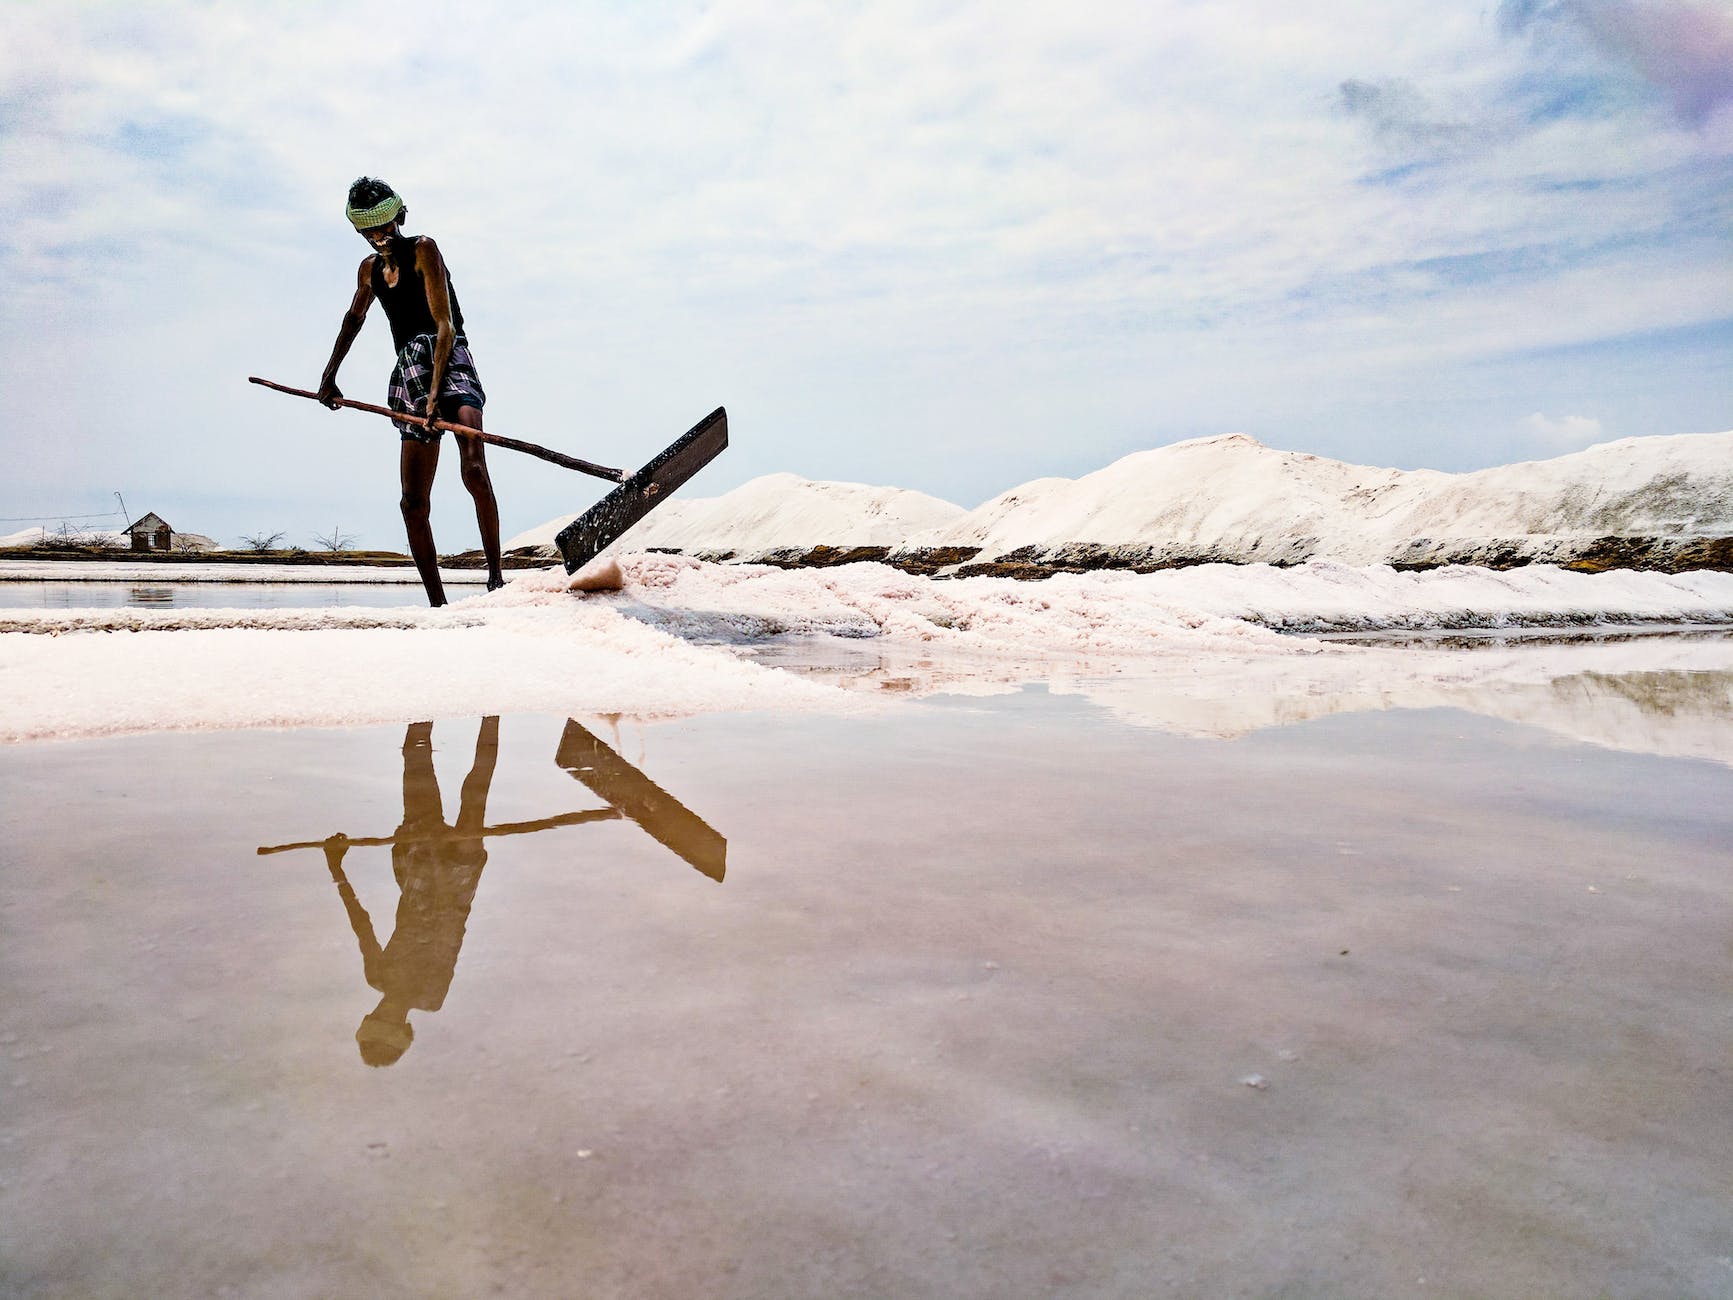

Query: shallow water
[0,581,446,610]
[1,684,1730,1297]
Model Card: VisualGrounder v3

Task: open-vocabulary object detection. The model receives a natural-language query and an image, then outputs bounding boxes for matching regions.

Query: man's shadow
[259,716,726,1066]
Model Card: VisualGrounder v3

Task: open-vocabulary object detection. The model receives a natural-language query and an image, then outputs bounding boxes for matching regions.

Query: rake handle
[248,377,624,483]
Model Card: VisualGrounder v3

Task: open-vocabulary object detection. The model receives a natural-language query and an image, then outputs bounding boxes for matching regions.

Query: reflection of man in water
[324,717,498,1067]
[259,715,727,1065]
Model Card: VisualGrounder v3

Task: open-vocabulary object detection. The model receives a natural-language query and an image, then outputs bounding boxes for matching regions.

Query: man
[316,177,504,604]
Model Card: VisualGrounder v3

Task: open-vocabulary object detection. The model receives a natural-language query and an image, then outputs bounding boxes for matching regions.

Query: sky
[2,0,1730,549]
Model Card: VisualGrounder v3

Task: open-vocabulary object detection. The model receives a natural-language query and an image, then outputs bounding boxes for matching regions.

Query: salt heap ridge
[901,431,1733,576]
[509,432,1733,577]
[507,472,965,569]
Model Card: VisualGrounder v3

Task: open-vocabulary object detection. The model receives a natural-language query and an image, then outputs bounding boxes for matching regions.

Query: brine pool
[2,665,1730,1297]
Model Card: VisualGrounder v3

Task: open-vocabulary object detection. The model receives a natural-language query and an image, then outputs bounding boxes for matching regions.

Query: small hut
[127,512,175,552]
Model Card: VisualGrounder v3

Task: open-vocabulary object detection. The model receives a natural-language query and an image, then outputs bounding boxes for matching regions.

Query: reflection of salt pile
[580,555,1733,764]
[507,473,964,567]
[1053,640,1733,765]
[735,626,1733,766]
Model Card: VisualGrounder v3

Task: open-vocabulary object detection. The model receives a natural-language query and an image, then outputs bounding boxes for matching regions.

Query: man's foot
[486,573,506,592]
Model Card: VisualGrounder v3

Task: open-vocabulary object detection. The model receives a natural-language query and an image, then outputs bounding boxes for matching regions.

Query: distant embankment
[922,535,1733,579]
[611,537,1733,578]
[0,546,417,567]
[634,543,986,576]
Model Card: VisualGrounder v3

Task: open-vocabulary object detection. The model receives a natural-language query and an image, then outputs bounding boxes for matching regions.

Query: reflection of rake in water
[258,719,727,882]
[257,808,619,854]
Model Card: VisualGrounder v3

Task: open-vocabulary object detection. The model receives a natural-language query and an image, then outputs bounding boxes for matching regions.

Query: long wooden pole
[248,377,624,483]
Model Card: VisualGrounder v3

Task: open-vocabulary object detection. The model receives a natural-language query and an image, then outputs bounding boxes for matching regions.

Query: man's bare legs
[450,403,505,591]
[399,404,504,606]
[399,439,445,606]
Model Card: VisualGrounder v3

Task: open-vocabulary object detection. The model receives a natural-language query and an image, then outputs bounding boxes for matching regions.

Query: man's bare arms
[318,236,457,422]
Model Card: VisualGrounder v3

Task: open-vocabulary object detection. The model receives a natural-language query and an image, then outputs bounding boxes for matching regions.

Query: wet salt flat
[2,669,1730,1298]
[6,558,1733,747]
[0,561,495,613]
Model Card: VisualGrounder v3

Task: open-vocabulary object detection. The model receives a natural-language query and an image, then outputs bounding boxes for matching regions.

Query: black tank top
[371,238,465,352]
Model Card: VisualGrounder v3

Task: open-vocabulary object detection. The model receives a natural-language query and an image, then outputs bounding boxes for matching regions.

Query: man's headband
[346,193,404,230]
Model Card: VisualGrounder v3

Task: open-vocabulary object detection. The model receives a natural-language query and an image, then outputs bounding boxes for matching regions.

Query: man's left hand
[423,394,442,426]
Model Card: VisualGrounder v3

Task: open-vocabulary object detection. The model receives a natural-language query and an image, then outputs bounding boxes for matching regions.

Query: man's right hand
[316,380,343,409]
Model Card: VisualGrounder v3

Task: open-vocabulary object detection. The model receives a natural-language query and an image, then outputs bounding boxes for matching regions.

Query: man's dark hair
[347,176,398,207]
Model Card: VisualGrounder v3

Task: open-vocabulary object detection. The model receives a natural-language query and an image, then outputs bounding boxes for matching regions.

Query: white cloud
[1523,412,1607,447]
[1,1,1728,542]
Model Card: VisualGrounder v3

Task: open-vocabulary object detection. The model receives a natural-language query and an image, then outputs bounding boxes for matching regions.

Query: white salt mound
[903,431,1733,565]
[568,555,625,592]
[505,473,964,554]
[506,432,1731,569]
[1,526,128,549]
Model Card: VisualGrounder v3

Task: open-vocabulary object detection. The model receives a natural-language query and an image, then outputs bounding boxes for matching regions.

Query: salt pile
[507,473,964,564]
[1,526,128,548]
[900,431,1733,574]
[510,433,1733,577]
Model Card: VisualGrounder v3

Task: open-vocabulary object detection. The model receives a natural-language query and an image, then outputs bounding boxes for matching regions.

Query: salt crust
[0,572,847,744]
[5,555,1733,744]
[588,553,1733,644]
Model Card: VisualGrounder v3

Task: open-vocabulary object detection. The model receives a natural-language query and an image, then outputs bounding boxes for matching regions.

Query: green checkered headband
[346,192,404,229]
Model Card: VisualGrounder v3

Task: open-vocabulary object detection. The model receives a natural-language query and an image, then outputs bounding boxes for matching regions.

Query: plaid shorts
[388,333,487,442]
